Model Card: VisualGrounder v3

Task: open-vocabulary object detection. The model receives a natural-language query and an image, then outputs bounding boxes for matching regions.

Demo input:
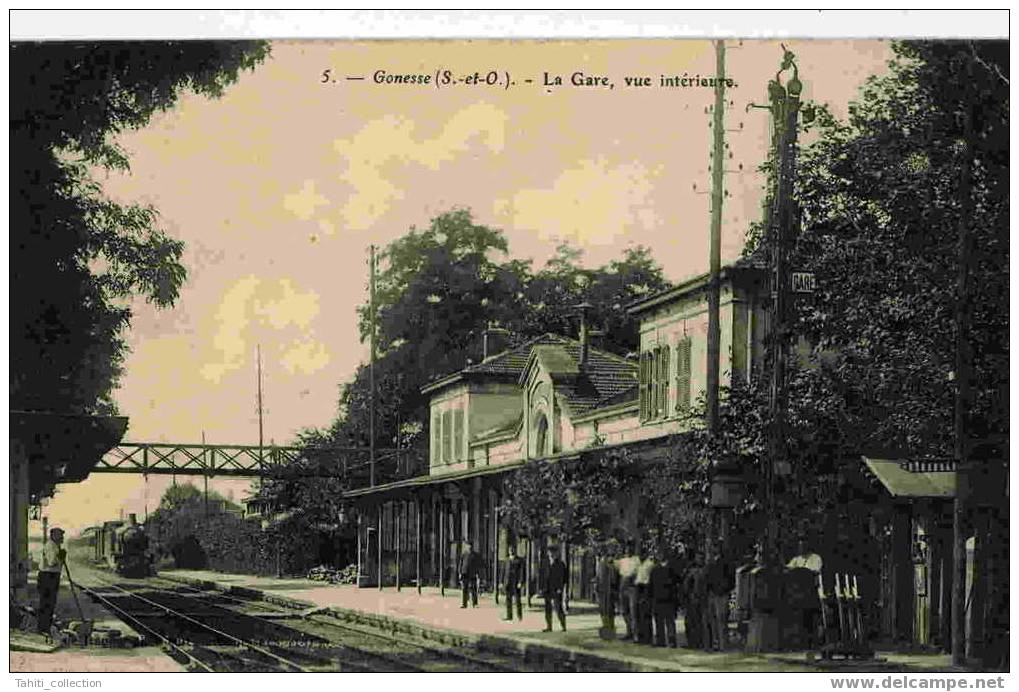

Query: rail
[80,576,312,671]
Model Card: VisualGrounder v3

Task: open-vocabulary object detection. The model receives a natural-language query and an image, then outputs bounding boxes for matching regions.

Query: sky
[41,38,892,532]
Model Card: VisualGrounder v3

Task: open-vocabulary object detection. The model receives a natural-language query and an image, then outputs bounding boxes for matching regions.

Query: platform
[162,568,954,673]
[9,574,185,673]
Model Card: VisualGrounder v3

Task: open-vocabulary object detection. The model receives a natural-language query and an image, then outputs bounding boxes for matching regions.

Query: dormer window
[431,404,466,466]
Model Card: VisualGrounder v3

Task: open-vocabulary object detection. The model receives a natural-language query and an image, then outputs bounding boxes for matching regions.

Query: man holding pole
[37,527,66,635]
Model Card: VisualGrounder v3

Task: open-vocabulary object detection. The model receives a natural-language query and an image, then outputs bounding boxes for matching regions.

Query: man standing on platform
[706,551,735,651]
[682,550,707,649]
[503,544,525,621]
[634,546,655,644]
[651,553,680,647]
[37,527,66,636]
[617,542,640,641]
[543,546,567,632]
[459,541,480,608]
[594,551,620,639]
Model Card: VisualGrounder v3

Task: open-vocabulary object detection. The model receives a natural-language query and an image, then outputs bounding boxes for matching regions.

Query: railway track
[79,574,542,671]
[156,576,539,671]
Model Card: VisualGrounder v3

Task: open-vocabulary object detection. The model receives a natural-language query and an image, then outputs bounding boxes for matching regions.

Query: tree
[739,40,1007,663]
[780,41,1007,460]
[10,41,269,414]
[333,209,671,484]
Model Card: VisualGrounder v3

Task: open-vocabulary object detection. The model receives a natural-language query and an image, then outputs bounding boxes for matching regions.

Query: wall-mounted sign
[791,272,816,293]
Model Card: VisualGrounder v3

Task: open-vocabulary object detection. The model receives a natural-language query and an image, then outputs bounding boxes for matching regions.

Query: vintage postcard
[8,10,1009,687]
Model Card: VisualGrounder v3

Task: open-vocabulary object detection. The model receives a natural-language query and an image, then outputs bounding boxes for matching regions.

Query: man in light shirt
[37,527,66,635]
[616,542,640,641]
[786,539,823,573]
[634,547,655,644]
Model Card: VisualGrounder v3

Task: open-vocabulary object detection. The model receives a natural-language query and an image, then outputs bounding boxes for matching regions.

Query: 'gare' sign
[791,272,816,293]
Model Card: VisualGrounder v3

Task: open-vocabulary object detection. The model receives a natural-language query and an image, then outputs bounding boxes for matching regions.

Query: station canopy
[10,410,128,502]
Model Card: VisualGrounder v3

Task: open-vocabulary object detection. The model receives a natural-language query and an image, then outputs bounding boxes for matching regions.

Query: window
[534,413,549,456]
[676,337,692,412]
[640,344,670,421]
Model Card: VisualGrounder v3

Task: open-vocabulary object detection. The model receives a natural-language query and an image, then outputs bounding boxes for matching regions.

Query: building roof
[422,332,638,417]
[536,342,637,416]
[344,434,677,500]
[11,410,129,501]
[627,255,768,316]
[421,333,568,394]
[862,457,956,499]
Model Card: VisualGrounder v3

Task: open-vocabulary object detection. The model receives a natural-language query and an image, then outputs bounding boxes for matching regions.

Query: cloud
[493,157,662,246]
[280,337,331,375]
[332,102,509,230]
[200,276,322,383]
[283,179,330,220]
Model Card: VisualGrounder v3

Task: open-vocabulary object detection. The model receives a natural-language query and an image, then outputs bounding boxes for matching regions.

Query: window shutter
[431,410,440,463]
[650,348,659,418]
[453,408,464,461]
[442,410,452,463]
[660,345,670,417]
[639,352,649,421]
[676,337,692,412]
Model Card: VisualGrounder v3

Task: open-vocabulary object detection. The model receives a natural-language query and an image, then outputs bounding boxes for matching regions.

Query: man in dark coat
[503,544,525,621]
[459,541,481,608]
[634,546,654,644]
[543,546,567,632]
[594,553,620,639]
[650,555,680,647]
[682,551,706,649]
[706,552,735,650]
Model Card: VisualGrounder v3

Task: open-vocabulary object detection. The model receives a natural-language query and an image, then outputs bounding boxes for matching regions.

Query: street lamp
[744,45,806,653]
[709,456,747,509]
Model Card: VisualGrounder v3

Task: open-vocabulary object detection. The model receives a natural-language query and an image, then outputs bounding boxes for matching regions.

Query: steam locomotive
[91,514,155,578]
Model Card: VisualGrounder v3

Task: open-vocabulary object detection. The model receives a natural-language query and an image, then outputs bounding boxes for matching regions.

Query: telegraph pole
[257,345,264,451]
[202,430,209,516]
[256,344,265,489]
[705,39,726,434]
[369,244,377,488]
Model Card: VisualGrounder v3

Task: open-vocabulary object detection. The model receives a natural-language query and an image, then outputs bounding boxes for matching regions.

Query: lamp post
[744,45,804,652]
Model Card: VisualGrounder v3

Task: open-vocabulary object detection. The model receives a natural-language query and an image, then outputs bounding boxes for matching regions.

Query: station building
[346,261,769,599]
[344,256,980,652]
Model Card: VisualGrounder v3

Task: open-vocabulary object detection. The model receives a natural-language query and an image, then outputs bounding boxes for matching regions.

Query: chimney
[576,302,593,366]
[483,325,511,360]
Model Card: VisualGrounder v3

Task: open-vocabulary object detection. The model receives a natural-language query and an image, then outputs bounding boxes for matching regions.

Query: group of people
[461,538,743,647]
[598,544,736,650]
[460,541,568,633]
